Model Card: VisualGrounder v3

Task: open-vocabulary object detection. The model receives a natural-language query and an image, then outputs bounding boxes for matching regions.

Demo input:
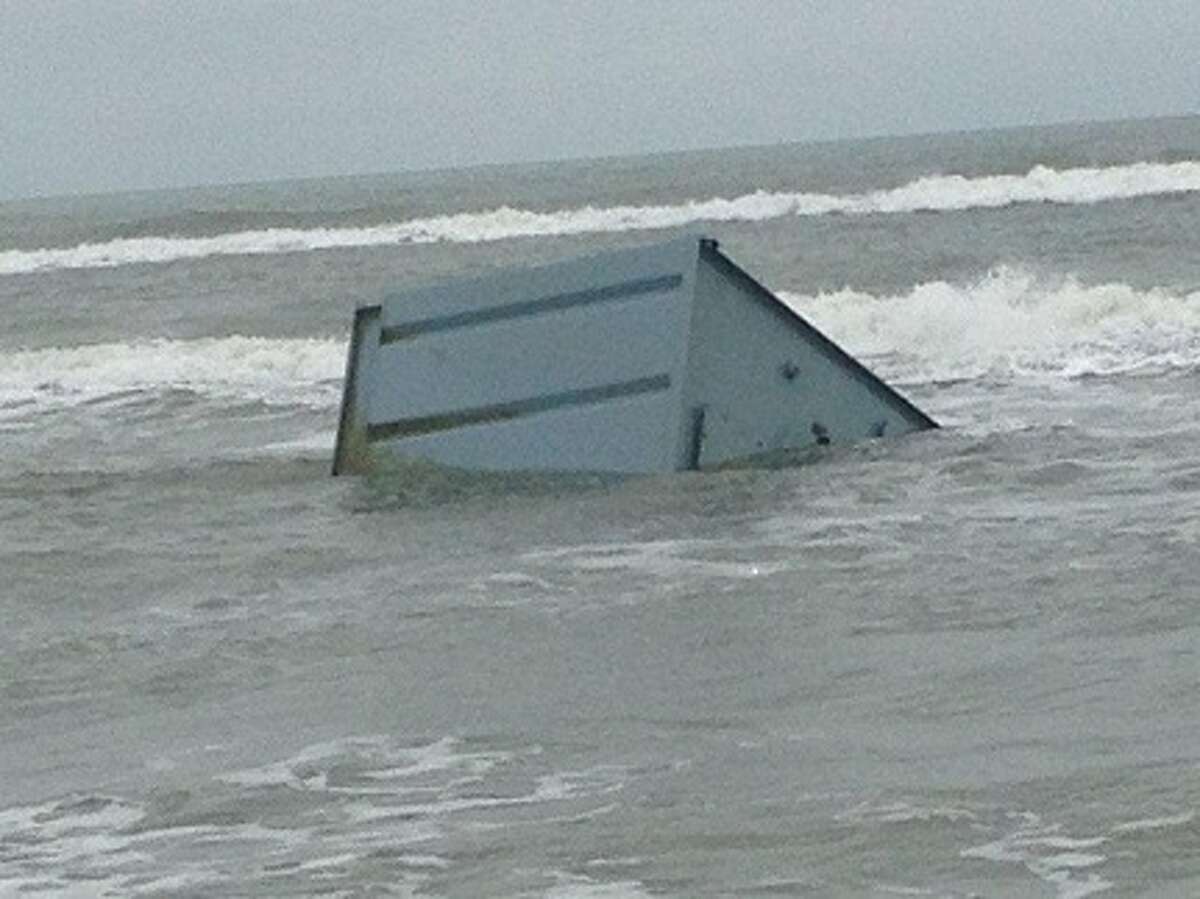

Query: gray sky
[2,0,1198,200]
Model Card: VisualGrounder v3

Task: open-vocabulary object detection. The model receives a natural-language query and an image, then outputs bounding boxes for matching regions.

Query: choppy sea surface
[3,116,1200,897]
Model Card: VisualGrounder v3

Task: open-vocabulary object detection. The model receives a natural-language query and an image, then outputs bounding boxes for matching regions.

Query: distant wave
[0,336,345,416]
[3,160,1200,276]
[782,268,1200,383]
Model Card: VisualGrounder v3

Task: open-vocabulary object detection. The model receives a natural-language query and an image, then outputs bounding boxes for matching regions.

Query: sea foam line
[3,160,1199,276]
[0,336,345,414]
[4,271,1199,421]
[782,268,1200,384]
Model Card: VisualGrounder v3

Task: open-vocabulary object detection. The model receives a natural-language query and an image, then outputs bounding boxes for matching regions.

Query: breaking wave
[0,336,345,416]
[5,272,1199,423]
[7,270,1200,420]
[3,161,1199,276]
[782,268,1200,384]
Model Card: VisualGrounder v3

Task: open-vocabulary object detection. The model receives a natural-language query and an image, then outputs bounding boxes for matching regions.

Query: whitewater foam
[0,336,345,416]
[218,735,508,790]
[3,161,1198,275]
[781,269,1200,384]
[961,812,1112,898]
[1110,810,1195,833]
[3,271,1194,425]
[544,873,656,898]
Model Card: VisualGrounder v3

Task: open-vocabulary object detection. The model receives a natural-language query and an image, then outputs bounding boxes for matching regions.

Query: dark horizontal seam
[367,374,672,441]
[380,273,683,343]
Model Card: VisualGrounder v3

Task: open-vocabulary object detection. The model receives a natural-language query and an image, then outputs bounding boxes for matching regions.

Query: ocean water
[3,116,1200,897]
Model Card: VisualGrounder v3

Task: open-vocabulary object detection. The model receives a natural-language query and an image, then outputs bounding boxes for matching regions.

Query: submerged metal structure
[333,236,935,475]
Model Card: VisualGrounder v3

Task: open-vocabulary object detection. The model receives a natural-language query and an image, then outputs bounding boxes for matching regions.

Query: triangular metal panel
[681,239,935,468]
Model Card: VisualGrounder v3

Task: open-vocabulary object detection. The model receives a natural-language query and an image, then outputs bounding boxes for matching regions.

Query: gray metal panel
[372,388,680,473]
[699,242,936,431]
[380,236,701,334]
[333,234,935,476]
[683,243,935,467]
[366,287,683,424]
[362,237,702,473]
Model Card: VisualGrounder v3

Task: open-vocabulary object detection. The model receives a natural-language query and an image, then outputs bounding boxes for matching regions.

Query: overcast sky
[2,0,1198,200]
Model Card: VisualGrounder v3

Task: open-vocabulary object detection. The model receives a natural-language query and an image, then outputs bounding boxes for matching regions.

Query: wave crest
[6,270,1199,423]
[0,336,345,416]
[782,268,1200,383]
[3,161,1199,276]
